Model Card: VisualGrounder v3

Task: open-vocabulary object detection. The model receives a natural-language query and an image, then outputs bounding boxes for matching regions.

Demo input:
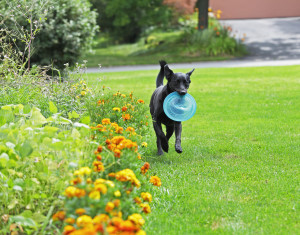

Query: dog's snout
[178,90,187,95]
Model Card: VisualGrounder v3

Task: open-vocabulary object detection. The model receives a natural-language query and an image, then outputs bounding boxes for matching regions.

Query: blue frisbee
[163,92,197,122]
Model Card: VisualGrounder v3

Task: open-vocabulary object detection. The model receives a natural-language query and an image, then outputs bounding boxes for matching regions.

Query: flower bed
[0,88,158,234]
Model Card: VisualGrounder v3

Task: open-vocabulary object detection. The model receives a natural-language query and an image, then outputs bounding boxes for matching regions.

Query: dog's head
[164,65,195,95]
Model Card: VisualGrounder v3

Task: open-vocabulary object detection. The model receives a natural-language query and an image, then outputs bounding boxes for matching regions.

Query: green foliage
[0,104,92,233]
[90,0,171,43]
[0,0,98,70]
[180,18,246,56]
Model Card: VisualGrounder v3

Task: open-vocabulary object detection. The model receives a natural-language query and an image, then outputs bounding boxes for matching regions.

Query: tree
[90,0,171,43]
[196,0,209,31]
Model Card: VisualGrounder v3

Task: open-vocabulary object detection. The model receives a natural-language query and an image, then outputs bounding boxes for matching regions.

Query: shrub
[0,0,98,70]
[90,0,171,43]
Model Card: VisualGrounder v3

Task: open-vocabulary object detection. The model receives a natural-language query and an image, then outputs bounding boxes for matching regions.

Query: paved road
[221,17,300,60]
[87,17,300,73]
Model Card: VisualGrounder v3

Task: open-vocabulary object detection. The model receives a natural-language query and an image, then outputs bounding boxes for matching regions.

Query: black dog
[150,61,195,155]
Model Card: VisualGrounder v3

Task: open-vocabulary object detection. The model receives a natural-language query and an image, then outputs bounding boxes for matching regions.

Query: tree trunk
[197,0,209,31]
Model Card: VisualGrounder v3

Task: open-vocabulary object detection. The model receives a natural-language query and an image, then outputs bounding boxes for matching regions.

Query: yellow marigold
[136,230,147,235]
[108,172,115,178]
[86,178,93,184]
[75,208,86,215]
[105,202,115,213]
[128,213,145,227]
[64,218,76,224]
[150,176,162,187]
[125,126,135,132]
[76,215,93,228]
[137,99,144,104]
[63,225,76,234]
[81,91,86,96]
[52,211,65,221]
[105,180,115,188]
[65,186,77,198]
[113,107,120,112]
[115,126,123,134]
[93,214,109,224]
[208,7,212,12]
[74,167,92,176]
[114,190,121,197]
[115,169,140,187]
[141,192,152,202]
[102,118,111,125]
[94,183,107,194]
[121,94,126,98]
[140,203,151,214]
[141,142,147,147]
[89,190,101,200]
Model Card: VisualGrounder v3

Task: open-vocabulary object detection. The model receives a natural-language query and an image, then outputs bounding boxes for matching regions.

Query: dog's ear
[186,68,195,77]
[164,65,174,81]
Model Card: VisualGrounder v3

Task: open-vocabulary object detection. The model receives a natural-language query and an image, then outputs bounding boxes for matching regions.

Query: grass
[87,65,300,234]
[83,31,234,68]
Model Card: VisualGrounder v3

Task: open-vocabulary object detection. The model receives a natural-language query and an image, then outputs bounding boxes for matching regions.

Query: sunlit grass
[87,65,300,234]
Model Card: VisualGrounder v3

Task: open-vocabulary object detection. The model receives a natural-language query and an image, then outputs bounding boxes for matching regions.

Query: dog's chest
[159,111,174,126]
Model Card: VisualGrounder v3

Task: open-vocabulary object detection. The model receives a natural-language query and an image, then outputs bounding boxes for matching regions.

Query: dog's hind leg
[174,122,183,153]
[153,121,169,155]
[166,125,174,141]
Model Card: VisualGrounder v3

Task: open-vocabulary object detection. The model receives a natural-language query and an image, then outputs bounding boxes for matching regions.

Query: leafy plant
[0,0,98,70]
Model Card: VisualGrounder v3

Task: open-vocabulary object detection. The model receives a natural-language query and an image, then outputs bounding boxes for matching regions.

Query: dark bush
[90,0,172,43]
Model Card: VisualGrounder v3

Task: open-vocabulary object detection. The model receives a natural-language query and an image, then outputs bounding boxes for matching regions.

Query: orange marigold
[52,211,66,221]
[122,114,131,121]
[150,176,162,187]
[137,99,145,104]
[63,225,76,235]
[75,208,86,215]
[122,106,128,112]
[105,202,115,213]
[102,118,111,125]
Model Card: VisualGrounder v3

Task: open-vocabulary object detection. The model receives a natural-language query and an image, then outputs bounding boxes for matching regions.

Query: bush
[90,0,172,43]
[0,0,98,70]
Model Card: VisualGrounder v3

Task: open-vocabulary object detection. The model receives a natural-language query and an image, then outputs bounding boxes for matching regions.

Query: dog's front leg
[174,122,183,153]
[153,121,169,155]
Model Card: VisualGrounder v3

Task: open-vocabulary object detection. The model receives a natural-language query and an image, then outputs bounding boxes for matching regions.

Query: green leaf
[49,101,58,114]
[0,158,8,168]
[29,108,47,126]
[0,109,14,126]
[16,140,33,158]
[80,115,90,125]
[10,215,37,228]
[8,199,19,210]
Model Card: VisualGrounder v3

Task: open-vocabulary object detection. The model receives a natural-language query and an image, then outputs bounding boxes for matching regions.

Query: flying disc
[163,92,197,122]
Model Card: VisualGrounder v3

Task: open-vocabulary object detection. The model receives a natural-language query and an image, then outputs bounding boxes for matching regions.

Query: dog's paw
[157,149,164,156]
[175,144,183,153]
[161,137,169,153]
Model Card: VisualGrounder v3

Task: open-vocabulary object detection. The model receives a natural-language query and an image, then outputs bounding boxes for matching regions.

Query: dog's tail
[156,60,167,88]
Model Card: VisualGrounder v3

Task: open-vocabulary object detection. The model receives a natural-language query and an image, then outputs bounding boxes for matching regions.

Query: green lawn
[82,28,246,68]
[87,65,300,234]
